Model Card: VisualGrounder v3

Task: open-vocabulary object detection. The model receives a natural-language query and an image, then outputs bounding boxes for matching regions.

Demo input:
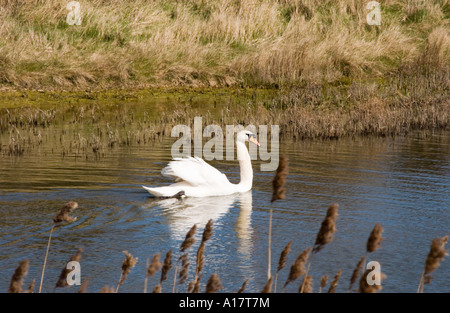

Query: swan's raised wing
[161,157,230,186]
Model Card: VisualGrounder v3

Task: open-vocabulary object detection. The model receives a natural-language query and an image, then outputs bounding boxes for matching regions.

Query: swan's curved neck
[236,140,253,192]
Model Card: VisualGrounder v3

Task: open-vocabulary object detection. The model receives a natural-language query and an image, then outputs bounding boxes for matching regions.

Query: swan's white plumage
[143,130,258,197]
[161,156,230,186]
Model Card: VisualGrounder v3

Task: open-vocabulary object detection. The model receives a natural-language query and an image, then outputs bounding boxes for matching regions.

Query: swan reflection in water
[145,191,254,262]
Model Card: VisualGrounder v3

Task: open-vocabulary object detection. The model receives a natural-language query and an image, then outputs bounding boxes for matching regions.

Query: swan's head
[237,130,260,146]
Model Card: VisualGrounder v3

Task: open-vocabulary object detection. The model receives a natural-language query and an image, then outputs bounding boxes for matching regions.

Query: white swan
[142,130,260,197]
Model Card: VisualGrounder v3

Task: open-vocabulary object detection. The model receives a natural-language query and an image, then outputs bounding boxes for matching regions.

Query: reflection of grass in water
[1,79,448,158]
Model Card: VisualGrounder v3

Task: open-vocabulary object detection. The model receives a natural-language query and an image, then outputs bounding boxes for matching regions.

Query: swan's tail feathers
[142,186,185,199]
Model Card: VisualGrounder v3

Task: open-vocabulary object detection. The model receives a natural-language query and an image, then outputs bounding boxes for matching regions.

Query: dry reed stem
[206,273,222,293]
[78,278,89,293]
[39,201,79,293]
[39,226,54,293]
[328,270,342,293]
[116,250,138,292]
[55,248,83,289]
[348,256,366,292]
[8,259,29,293]
[313,203,339,253]
[367,223,384,253]
[284,247,311,289]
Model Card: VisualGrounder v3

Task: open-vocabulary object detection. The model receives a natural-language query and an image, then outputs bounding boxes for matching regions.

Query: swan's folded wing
[161,157,230,186]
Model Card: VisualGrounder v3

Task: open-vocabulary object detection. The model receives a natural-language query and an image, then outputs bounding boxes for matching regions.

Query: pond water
[0,102,449,293]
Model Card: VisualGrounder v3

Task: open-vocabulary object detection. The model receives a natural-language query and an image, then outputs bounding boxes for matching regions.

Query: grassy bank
[0,0,448,90]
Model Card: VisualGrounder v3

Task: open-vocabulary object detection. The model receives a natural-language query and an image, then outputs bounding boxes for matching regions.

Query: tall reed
[205,273,222,293]
[417,235,448,293]
[274,240,291,292]
[328,269,342,293]
[8,259,29,293]
[300,203,338,292]
[269,155,288,280]
[173,224,197,292]
[39,201,78,293]
[55,248,83,290]
[159,249,173,292]
[144,253,162,293]
[116,250,138,292]
[192,219,213,291]
[349,223,384,292]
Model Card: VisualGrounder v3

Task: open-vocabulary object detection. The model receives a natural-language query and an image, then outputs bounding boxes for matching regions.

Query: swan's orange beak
[249,135,260,147]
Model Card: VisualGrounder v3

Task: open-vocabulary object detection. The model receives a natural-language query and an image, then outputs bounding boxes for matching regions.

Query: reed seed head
[261,276,273,293]
[53,201,78,223]
[320,275,329,291]
[27,279,35,294]
[118,250,138,287]
[179,254,190,285]
[202,219,213,243]
[284,247,311,288]
[359,269,386,293]
[146,253,162,278]
[206,273,222,293]
[237,279,248,293]
[300,275,313,293]
[313,203,338,253]
[8,259,29,293]
[193,275,201,293]
[152,284,162,293]
[349,256,366,291]
[55,248,83,288]
[271,155,288,203]
[367,223,384,253]
[328,269,342,293]
[180,224,197,252]
[277,240,292,273]
[196,241,205,277]
[160,250,172,283]
[424,235,448,283]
